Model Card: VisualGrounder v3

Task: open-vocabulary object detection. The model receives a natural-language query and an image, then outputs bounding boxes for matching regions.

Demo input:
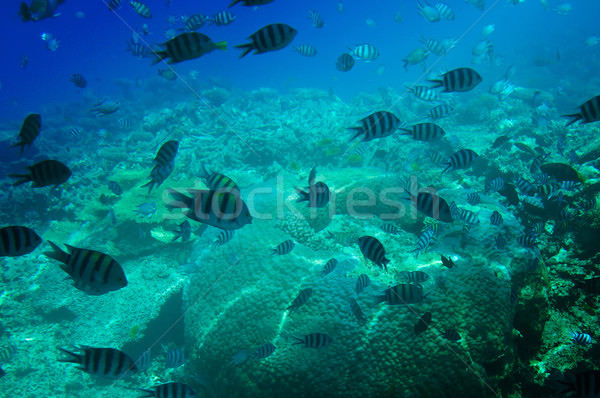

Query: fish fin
[57,347,81,364]
[214,41,227,51]
[234,43,253,58]
[150,50,169,65]
[43,241,69,263]
[428,79,443,89]
[562,113,581,126]
[8,173,30,187]
[18,2,31,22]
[295,187,309,202]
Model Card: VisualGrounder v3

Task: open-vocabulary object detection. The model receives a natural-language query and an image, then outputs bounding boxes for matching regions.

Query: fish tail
[141,180,155,194]
[234,44,253,59]
[43,241,69,263]
[8,173,30,187]
[57,347,81,365]
[228,0,241,7]
[166,189,193,211]
[18,2,31,22]
[214,41,227,51]
[562,113,581,126]
[151,50,169,65]
[295,187,309,202]
[291,336,304,345]
[441,164,451,174]
[428,79,443,89]
[348,127,363,141]
[199,164,209,179]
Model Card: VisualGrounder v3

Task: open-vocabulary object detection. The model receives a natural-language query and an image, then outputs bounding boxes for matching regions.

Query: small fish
[0,226,42,258]
[139,383,196,398]
[403,48,429,69]
[0,366,4,378]
[165,348,185,368]
[292,333,332,349]
[307,9,324,28]
[376,284,427,305]
[91,100,119,116]
[411,192,454,223]
[467,192,480,205]
[236,24,297,58]
[19,0,64,22]
[293,44,317,57]
[58,346,137,379]
[336,53,355,72]
[320,258,338,276]
[491,135,510,149]
[357,236,389,271]
[514,178,536,196]
[212,230,235,248]
[349,298,367,324]
[355,274,370,294]
[172,220,191,242]
[184,14,208,30]
[490,211,503,226]
[108,181,123,195]
[398,271,430,284]
[427,103,453,119]
[442,149,478,173]
[295,182,330,208]
[440,329,461,341]
[431,67,482,92]
[229,0,274,7]
[209,11,236,25]
[418,1,441,22]
[154,33,226,64]
[20,55,28,69]
[136,202,156,218]
[486,177,504,193]
[127,40,149,58]
[272,239,295,255]
[251,343,276,360]
[108,0,124,11]
[414,312,432,334]
[287,288,312,314]
[69,127,82,141]
[0,345,16,363]
[413,228,434,258]
[349,44,380,62]
[130,1,152,18]
[410,85,439,101]
[117,118,133,129]
[45,38,60,51]
[571,332,592,345]
[481,24,495,36]
[400,122,445,142]
[517,234,538,248]
[563,95,600,126]
[69,73,87,88]
[380,223,401,235]
[440,254,455,269]
[9,160,71,187]
[45,242,128,295]
[421,37,447,56]
[348,111,402,142]
[11,113,41,155]
[158,69,177,81]
[435,3,455,19]
[228,350,249,366]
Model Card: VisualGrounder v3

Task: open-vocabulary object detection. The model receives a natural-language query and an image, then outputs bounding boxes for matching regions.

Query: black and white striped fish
[171,220,191,242]
[44,242,128,295]
[398,270,430,284]
[69,73,87,88]
[236,24,297,58]
[458,209,480,225]
[348,111,401,142]
[442,149,478,173]
[152,140,178,167]
[435,3,455,19]
[440,329,461,341]
[514,177,536,196]
[411,192,454,222]
[571,332,592,345]
[212,230,235,248]
[530,154,547,174]
[380,223,401,235]
[295,181,330,208]
[153,32,226,64]
[420,37,446,56]
[251,343,276,359]
[400,122,445,141]
[467,192,480,205]
[355,274,370,294]
[272,239,295,255]
[320,258,338,276]
[108,0,124,11]
[490,211,503,226]
[293,44,317,57]
[229,0,273,6]
[430,67,482,92]
[58,346,137,379]
[486,177,504,193]
[495,234,506,250]
[165,348,185,368]
[0,226,41,257]
[199,165,239,192]
[9,160,71,188]
[349,44,379,61]
[69,127,82,140]
[127,40,149,58]
[287,288,312,314]
[166,189,253,230]
[563,95,600,126]
[409,85,439,101]
[292,333,332,349]
[537,183,557,198]
[376,283,427,305]
[307,9,324,28]
[139,382,197,398]
[556,370,600,397]
[336,53,355,71]
[0,345,15,363]
[11,113,41,155]
[517,234,538,248]
[357,236,389,271]
[184,14,208,30]
[108,180,123,195]
[427,103,453,119]
[209,11,235,25]
[413,228,434,258]
[130,1,152,18]
[117,118,133,129]
[349,298,367,324]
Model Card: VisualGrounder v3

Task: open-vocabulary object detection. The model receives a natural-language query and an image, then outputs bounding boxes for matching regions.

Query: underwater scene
[1,0,600,397]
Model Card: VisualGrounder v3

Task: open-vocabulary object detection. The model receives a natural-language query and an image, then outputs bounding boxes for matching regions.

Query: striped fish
[398,270,430,284]
[108,0,124,11]
[236,24,297,58]
[142,162,174,193]
[251,343,276,359]
[492,135,510,149]
[69,127,82,141]
[458,209,480,225]
[414,312,432,334]
[336,53,355,72]
[0,366,4,378]
[166,189,253,230]
[355,274,370,294]
[199,165,239,192]
[467,192,480,205]
[495,234,506,250]
[184,14,208,30]
[229,0,274,7]
[357,236,389,271]
[212,230,235,248]
[557,370,600,397]
[486,177,504,193]
[158,69,177,81]
[409,85,439,101]
[58,346,137,379]
[490,211,503,226]
[413,228,434,258]
[139,383,197,398]
[11,114,41,154]
[427,103,453,119]
[210,11,236,26]
[69,73,87,88]
[530,154,547,173]
[441,254,455,268]
[165,348,185,368]
[380,223,401,235]
[9,160,71,188]
[430,68,482,92]
[435,3,455,20]
[153,33,226,64]
[349,298,367,325]
[0,345,16,363]
[376,283,427,305]
[44,242,128,295]
[420,37,446,56]
[440,329,461,341]
[411,192,454,222]
[400,122,445,141]
[293,44,317,57]
[130,1,152,18]
[571,332,592,345]
[292,333,332,349]
[0,226,42,257]
[537,183,557,198]
[514,177,536,196]
[108,181,123,195]
[152,141,178,167]
[272,239,294,255]
[307,9,324,28]
[563,95,600,126]
[442,149,479,173]
[320,258,338,276]
[349,44,379,61]
[117,118,133,129]
[295,182,330,208]
[430,152,446,165]
[517,234,538,248]
[348,111,401,142]
[287,288,312,314]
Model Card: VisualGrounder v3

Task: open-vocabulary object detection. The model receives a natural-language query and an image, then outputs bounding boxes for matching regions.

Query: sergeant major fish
[348,111,402,142]
[357,236,389,271]
[153,32,226,64]
[58,346,137,379]
[9,159,71,187]
[236,24,297,58]
[11,113,41,154]
[0,226,42,257]
[19,0,65,22]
